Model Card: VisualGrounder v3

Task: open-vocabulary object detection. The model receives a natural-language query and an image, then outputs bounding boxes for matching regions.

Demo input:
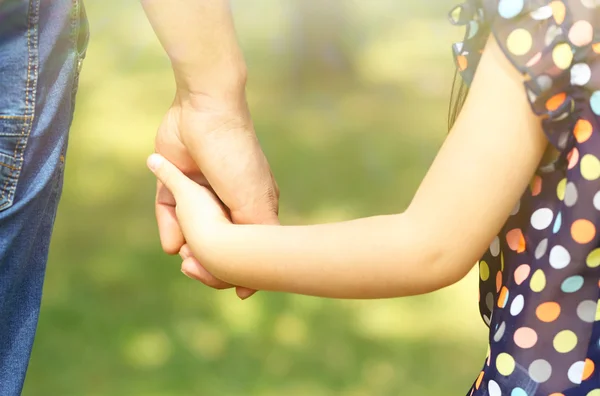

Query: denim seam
[0,0,39,209]
[0,115,33,120]
[70,0,87,100]
[71,0,78,45]
[0,162,19,171]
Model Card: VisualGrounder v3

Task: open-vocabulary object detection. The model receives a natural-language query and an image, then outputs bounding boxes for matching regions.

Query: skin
[140,0,280,298]
[148,35,548,299]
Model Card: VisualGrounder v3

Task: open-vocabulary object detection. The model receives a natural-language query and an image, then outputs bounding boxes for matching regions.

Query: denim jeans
[0,0,88,394]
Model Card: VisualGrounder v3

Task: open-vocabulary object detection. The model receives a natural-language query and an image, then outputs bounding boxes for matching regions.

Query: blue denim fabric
[0,0,88,394]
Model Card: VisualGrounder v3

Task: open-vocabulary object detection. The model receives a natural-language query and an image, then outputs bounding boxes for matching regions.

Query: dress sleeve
[449,0,600,161]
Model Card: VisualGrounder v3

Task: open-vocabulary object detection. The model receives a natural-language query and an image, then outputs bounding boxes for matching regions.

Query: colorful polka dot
[488,380,501,396]
[581,154,600,180]
[531,208,554,230]
[498,286,509,308]
[591,91,600,115]
[552,43,574,69]
[551,1,566,24]
[457,55,468,71]
[514,327,538,348]
[553,211,563,233]
[511,199,521,215]
[475,371,484,389]
[537,74,553,91]
[549,245,571,268]
[480,260,490,281]
[574,119,593,143]
[507,229,526,252]
[572,63,592,86]
[594,191,600,210]
[514,264,530,285]
[582,0,600,8]
[568,147,580,169]
[568,360,585,384]
[569,20,594,47]
[547,93,567,112]
[510,294,524,316]
[530,5,552,20]
[467,21,479,40]
[494,321,507,342]
[572,219,596,244]
[557,178,567,200]
[535,239,548,259]
[497,352,516,375]
[527,52,543,68]
[564,182,578,207]
[507,29,533,55]
[498,0,525,19]
[511,388,528,396]
[577,300,597,322]
[562,275,585,293]
[490,237,500,257]
[536,302,561,322]
[554,330,578,353]
[531,175,542,196]
[584,358,595,381]
[587,248,600,268]
[530,269,546,292]
[496,271,502,292]
[529,359,552,383]
[486,292,494,312]
[546,24,562,46]
[483,314,491,326]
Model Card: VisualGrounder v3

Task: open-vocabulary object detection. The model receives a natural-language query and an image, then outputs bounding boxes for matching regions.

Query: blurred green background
[23,1,487,395]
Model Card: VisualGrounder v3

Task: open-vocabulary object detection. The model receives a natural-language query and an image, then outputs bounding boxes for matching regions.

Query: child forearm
[200,214,463,299]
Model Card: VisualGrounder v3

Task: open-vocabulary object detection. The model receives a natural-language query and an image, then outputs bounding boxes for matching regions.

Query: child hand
[147,153,241,290]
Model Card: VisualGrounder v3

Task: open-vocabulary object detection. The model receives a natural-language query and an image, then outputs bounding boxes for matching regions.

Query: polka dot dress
[450,1,600,395]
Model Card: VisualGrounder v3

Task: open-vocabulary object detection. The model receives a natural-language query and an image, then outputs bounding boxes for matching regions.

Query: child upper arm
[405,35,548,283]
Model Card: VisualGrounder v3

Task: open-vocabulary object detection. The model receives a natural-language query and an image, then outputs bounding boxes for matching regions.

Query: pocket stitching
[0,0,39,210]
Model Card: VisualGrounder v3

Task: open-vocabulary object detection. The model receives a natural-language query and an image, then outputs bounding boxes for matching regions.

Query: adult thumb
[147,153,192,198]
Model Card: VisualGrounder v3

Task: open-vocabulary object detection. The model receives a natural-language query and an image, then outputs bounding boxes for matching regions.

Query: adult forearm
[141,0,247,98]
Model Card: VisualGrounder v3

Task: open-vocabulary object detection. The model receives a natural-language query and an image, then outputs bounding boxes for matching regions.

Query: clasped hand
[152,90,279,299]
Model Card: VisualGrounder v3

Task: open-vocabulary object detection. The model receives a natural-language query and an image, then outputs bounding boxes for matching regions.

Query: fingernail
[181,268,196,280]
[147,154,163,171]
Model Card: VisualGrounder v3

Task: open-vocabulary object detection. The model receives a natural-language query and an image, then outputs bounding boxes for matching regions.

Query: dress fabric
[450,1,600,395]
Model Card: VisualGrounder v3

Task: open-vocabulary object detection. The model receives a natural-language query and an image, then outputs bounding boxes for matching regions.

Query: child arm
[149,36,548,299]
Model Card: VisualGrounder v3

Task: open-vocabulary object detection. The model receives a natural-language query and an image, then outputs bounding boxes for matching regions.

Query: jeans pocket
[0,0,39,212]
[0,0,34,117]
[0,120,31,211]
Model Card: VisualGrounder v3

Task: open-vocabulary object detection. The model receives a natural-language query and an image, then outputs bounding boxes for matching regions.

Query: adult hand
[154,89,279,299]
